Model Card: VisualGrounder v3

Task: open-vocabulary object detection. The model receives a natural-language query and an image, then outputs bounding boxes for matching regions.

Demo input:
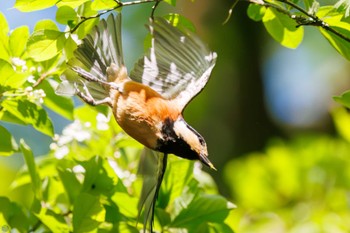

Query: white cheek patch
[173,120,201,151]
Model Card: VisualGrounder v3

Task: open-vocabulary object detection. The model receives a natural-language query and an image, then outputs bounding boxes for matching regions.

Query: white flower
[96,113,109,130]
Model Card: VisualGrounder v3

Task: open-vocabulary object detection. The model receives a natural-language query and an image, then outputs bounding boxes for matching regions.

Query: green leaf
[0,59,27,88]
[111,223,139,233]
[41,53,65,72]
[0,125,18,156]
[262,8,304,49]
[20,139,42,199]
[76,2,99,38]
[57,167,81,204]
[321,29,350,59]
[0,213,9,231]
[161,158,194,206]
[111,192,138,218]
[81,156,117,196]
[331,107,350,143]
[247,4,266,22]
[74,105,109,129]
[171,194,235,228]
[208,222,235,233]
[9,26,29,58]
[0,12,9,35]
[1,99,54,136]
[57,0,91,9]
[0,110,26,125]
[155,208,171,228]
[164,13,196,32]
[64,35,78,60]
[319,23,350,60]
[34,19,59,31]
[39,80,74,120]
[0,197,30,231]
[35,208,70,233]
[14,0,57,12]
[73,192,105,233]
[333,90,350,108]
[163,0,177,6]
[91,0,118,11]
[316,5,336,18]
[56,6,78,25]
[42,176,68,208]
[0,12,10,61]
[27,29,65,62]
[186,221,234,233]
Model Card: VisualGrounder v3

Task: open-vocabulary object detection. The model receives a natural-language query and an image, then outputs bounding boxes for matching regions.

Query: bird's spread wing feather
[130,18,217,111]
[56,14,124,101]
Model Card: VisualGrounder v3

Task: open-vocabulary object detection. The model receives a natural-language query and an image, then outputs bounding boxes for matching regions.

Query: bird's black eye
[198,135,205,145]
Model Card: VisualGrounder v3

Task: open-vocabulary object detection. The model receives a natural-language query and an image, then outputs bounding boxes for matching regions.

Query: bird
[56,13,217,231]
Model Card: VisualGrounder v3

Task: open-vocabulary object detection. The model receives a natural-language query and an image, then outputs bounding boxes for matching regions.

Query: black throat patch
[156,118,198,160]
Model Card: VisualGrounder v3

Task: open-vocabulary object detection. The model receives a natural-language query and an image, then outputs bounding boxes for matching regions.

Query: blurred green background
[1,0,350,232]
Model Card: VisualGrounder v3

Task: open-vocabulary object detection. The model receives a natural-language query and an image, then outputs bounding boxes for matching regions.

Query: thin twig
[263,2,292,17]
[29,220,42,232]
[278,0,350,43]
[151,0,161,19]
[70,0,161,33]
[223,0,239,25]
[252,0,350,44]
[324,25,350,43]
[277,0,310,17]
[33,69,57,87]
[71,8,115,33]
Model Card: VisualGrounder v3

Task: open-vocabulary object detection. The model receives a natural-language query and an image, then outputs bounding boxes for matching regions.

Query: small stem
[251,0,350,44]
[70,0,161,33]
[223,0,240,25]
[278,0,311,17]
[71,8,116,33]
[151,0,161,19]
[33,69,57,87]
[277,0,350,43]
[30,220,42,232]
[324,25,350,43]
[122,0,159,7]
[263,2,292,17]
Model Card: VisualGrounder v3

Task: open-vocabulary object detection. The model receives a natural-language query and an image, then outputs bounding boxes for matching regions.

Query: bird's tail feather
[137,148,168,232]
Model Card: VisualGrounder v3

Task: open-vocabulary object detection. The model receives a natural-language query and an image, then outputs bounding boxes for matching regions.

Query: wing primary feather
[56,14,124,103]
[130,17,217,111]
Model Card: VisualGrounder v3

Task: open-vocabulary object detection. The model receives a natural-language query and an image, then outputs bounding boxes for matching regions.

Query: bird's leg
[72,66,123,93]
[74,82,112,106]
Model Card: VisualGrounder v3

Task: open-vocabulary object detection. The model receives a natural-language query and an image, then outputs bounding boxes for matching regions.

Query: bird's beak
[199,153,217,171]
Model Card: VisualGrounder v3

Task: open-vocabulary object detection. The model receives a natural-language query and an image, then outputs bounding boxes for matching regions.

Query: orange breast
[112,81,180,149]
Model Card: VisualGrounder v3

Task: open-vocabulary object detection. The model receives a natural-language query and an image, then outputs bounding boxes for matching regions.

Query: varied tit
[57,13,217,170]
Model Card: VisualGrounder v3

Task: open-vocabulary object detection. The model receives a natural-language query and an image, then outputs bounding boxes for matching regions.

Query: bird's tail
[137,148,168,232]
[56,14,125,103]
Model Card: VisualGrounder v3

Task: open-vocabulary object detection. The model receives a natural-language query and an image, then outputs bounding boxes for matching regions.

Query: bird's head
[157,117,216,170]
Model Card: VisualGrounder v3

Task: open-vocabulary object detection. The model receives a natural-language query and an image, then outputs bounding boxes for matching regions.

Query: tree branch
[258,0,350,43]
[70,0,162,33]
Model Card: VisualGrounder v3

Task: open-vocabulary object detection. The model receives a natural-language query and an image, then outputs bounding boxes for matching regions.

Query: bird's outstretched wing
[137,148,168,232]
[130,17,217,111]
[56,14,124,101]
